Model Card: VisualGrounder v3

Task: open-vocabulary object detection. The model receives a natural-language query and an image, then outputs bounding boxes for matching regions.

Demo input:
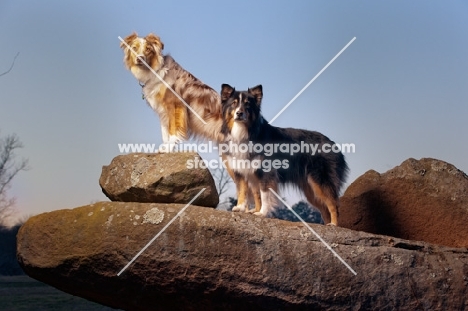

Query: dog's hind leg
[304,176,339,226]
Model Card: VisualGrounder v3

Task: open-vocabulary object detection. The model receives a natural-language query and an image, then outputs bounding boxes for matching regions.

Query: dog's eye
[231,100,238,107]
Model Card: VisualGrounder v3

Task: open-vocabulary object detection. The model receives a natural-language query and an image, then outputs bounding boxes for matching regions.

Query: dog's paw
[326,223,337,226]
[232,205,245,212]
[168,136,184,146]
[253,211,267,217]
[232,201,248,213]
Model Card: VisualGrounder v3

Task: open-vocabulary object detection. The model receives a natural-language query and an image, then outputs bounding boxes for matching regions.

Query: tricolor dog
[220,84,348,225]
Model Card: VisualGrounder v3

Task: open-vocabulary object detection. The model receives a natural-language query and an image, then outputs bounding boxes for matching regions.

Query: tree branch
[0,52,20,77]
[212,167,233,197]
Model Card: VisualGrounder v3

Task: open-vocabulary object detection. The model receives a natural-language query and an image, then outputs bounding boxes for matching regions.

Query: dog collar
[139,82,145,99]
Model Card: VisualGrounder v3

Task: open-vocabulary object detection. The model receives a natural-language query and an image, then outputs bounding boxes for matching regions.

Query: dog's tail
[335,153,349,196]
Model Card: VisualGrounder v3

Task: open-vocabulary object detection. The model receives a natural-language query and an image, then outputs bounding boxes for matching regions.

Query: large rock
[99,152,219,207]
[17,202,468,310]
[340,158,468,248]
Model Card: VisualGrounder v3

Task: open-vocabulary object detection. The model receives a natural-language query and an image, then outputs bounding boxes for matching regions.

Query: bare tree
[210,167,234,209]
[0,52,20,77]
[0,133,29,226]
[211,167,232,197]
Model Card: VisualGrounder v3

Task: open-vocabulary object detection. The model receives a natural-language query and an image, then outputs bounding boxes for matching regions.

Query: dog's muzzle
[235,111,246,121]
[136,55,146,65]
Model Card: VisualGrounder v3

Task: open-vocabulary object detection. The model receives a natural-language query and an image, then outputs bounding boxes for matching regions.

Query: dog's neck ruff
[139,57,169,100]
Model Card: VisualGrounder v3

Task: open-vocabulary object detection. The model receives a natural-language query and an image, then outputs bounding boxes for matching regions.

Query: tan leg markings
[174,102,188,140]
[307,177,339,226]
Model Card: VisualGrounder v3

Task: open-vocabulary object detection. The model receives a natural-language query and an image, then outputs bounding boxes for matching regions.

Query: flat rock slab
[17,202,468,310]
[99,152,219,207]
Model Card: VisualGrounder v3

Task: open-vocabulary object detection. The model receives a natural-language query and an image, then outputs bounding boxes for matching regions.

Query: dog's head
[220,84,263,139]
[120,32,164,78]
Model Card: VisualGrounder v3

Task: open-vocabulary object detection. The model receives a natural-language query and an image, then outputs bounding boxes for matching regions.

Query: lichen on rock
[142,207,164,224]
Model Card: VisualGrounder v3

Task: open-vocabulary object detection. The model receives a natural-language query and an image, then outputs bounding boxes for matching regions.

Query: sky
[0,0,467,219]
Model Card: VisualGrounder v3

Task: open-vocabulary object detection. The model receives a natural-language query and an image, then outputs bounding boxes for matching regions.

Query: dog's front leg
[254,177,281,217]
[161,123,170,144]
[251,184,262,213]
[167,103,188,150]
[158,123,178,152]
[232,178,249,212]
[222,155,249,212]
[245,182,262,214]
[254,189,274,217]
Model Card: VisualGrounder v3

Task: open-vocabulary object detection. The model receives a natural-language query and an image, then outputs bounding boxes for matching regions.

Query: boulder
[99,152,219,207]
[340,158,468,248]
[17,201,468,310]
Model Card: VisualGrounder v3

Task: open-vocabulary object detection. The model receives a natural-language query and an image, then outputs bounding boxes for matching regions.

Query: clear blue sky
[1,0,467,218]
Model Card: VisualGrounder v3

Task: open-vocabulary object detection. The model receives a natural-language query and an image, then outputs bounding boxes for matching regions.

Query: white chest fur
[230,122,248,143]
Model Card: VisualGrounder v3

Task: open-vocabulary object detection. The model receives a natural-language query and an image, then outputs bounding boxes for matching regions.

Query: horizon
[1,0,467,220]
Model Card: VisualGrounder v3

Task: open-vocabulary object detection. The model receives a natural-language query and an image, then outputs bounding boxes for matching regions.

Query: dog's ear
[120,32,138,49]
[146,33,164,51]
[248,85,263,106]
[221,84,235,102]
